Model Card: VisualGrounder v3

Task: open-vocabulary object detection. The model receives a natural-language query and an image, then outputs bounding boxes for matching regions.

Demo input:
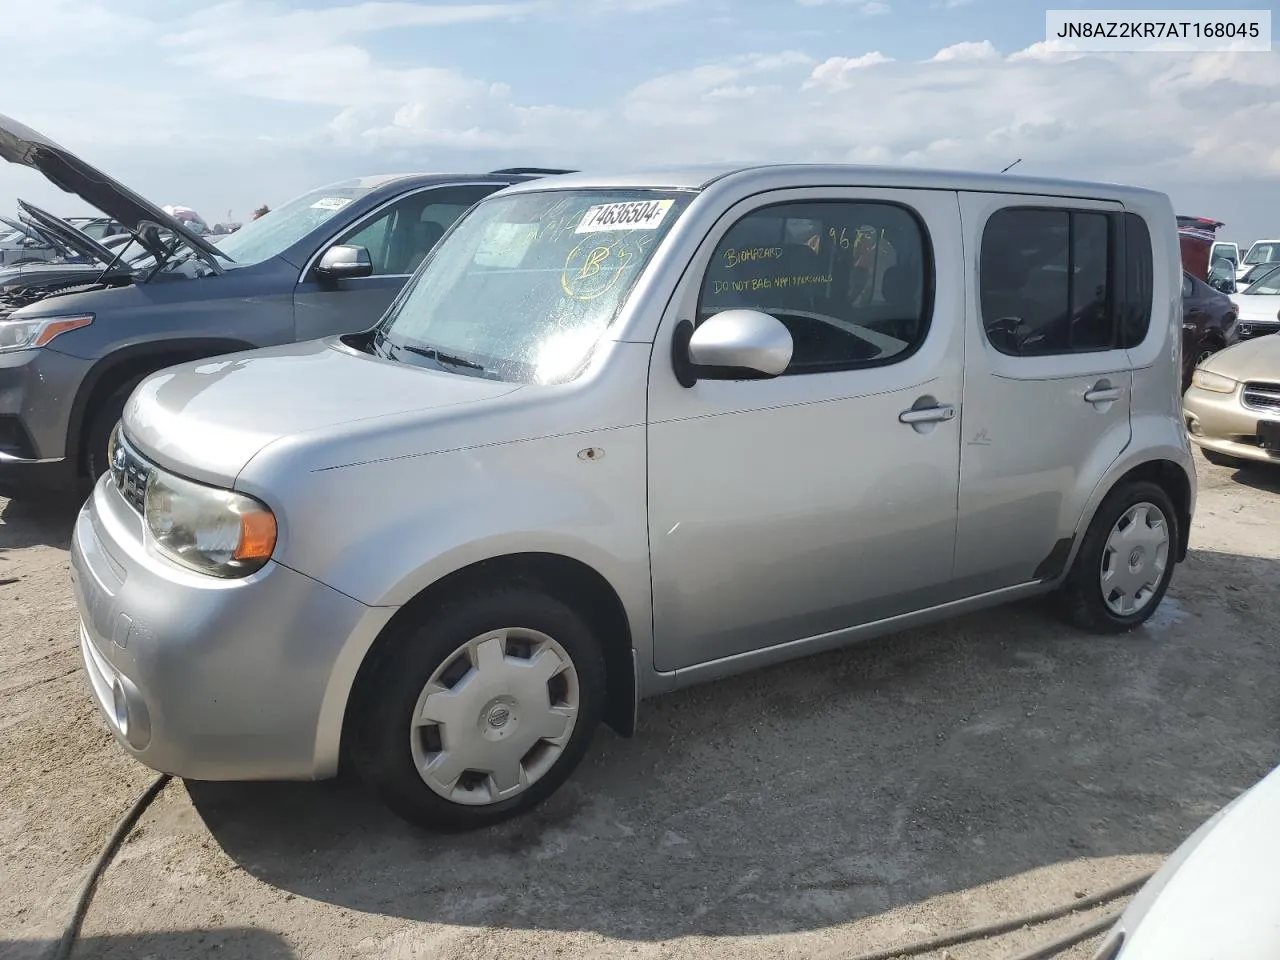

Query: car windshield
[1247,268,1280,296]
[374,189,693,383]
[214,180,378,266]
[1243,263,1280,284]
[1243,242,1280,265]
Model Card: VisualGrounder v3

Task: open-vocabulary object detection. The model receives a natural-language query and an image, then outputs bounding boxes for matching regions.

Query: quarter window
[698,200,932,375]
[980,207,1119,356]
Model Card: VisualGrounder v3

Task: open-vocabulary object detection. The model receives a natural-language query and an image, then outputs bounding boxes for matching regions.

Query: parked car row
[0,112,1272,959]
[0,110,1203,832]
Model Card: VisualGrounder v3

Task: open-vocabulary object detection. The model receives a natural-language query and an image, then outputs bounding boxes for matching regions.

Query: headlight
[143,469,277,578]
[0,313,93,352]
[1190,369,1237,394]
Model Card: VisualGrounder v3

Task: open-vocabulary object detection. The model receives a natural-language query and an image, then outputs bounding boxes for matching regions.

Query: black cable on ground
[47,773,172,960]
[831,869,1153,960]
[1006,908,1123,960]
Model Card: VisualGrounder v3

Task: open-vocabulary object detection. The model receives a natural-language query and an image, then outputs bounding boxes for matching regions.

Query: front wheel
[83,377,145,483]
[355,586,605,831]
[1055,481,1178,634]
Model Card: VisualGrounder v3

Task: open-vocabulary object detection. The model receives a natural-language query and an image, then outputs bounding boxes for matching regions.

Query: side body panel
[644,186,966,672]
[952,192,1132,596]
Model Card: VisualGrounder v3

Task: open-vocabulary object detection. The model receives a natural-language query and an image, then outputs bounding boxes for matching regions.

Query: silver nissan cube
[70,165,1195,830]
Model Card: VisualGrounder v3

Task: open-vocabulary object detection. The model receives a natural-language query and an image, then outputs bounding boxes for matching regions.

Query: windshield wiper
[398,342,485,371]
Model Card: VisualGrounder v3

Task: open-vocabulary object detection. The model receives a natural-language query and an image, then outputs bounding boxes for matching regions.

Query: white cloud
[795,0,889,13]
[2,0,1278,240]
[805,53,895,90]
[930,40,998,62]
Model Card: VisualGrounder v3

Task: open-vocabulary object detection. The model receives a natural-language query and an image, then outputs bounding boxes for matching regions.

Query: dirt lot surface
[3,452,1278,960]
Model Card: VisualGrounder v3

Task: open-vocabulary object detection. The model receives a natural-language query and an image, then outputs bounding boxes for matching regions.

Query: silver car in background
[71,164,1194,829]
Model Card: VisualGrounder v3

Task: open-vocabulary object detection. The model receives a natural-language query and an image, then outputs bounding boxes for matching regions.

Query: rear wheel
[355,586,605,831]
[1055,481,1177,634]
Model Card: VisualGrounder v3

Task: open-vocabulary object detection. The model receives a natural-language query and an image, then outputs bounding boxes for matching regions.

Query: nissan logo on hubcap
[487,706,511,728]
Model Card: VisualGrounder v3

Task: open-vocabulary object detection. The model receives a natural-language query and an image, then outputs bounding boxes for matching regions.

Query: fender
[1062,419,1195,577]
[66,337,257,462]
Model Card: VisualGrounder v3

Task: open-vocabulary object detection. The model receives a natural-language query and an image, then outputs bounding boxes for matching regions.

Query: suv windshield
[374,189,693,383]
[1243,242,1280,265]
[215,180,379,266]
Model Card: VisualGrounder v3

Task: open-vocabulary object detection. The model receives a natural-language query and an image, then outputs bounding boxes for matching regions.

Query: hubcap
[1099,502,1170,617]
[409,628,579,806]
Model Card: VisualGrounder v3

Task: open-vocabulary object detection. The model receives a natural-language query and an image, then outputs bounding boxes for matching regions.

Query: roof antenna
[1000,158,1023,174]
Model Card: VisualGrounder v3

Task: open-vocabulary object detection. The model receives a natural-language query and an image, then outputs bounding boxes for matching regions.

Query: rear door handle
[899,404,956,424]
[1084,387,1122,404]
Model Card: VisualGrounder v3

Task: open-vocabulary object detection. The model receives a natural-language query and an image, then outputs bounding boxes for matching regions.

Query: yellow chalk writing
[723,246,783,269]
[712,273,832,295]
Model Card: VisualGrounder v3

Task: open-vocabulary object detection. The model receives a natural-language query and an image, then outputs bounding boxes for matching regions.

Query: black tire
[354,586,605,831]
[1055,481,1179,634]
[1201,449,1243,469]
[1183,337,1223,392]
[82,377,145,483]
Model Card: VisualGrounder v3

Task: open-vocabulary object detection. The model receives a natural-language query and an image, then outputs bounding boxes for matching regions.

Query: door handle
[1084,387,1122,404]
[899,404,956,424]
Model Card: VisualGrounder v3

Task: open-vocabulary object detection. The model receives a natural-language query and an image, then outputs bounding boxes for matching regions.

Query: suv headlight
[1190,369,1237,394]
[0,313,94,352]
[143,469,277,578]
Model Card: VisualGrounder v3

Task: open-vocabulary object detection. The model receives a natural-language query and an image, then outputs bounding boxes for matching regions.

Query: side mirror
[1208,259,1236,294]
[316,244,373,281]
[674,309,793,385]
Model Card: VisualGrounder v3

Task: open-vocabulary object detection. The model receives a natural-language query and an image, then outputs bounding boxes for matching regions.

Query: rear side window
[1121,213,1153,348]
[980,207,1118,356]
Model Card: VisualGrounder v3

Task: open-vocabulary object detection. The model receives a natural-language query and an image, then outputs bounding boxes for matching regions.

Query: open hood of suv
[18,199,116,266]
[0,113,225,267]
[0,215,59,253]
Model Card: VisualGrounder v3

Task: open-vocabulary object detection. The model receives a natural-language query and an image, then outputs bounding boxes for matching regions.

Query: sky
[1,0,1277,242]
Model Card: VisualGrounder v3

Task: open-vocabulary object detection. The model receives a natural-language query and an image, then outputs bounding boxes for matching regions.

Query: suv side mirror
[316,244,374,281]
[674,309,793,385]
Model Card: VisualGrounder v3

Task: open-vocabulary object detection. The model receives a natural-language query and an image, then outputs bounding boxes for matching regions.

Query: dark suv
[0,113,569,496]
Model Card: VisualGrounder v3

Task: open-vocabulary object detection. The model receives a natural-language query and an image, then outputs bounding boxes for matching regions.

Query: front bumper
[70,474,380,781]
[0,346,90,495]
[1183,385,1280,465]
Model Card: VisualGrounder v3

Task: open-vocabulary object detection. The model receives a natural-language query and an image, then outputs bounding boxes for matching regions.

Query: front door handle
[899,404,956,425]
[1084,387,1122,404]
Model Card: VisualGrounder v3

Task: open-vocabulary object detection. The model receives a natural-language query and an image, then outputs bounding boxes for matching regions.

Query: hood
[1232,292,1280,323]
[0,261,101,285]
[18,199,116,266]
[123,337,523,487]
[0,214,59,252]
[1115,763,1280,959]
[1203,334,1280,382]
[0,113,224,267]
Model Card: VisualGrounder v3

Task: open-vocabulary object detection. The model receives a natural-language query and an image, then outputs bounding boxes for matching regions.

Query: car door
[952,194,1132,597]
[647,188,965,673]
[292,183,502,341]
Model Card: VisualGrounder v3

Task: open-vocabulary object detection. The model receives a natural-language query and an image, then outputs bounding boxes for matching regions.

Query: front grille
[1235,322,1280,341]
[110,434,151,514]
[1243,382,1280,412]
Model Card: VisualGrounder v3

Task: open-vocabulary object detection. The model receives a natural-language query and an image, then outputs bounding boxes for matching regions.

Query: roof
[496,162,1168,203]
[352,167,575,191]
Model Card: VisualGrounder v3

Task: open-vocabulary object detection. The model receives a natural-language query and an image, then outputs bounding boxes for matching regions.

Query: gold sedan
[1183,334,1280,466]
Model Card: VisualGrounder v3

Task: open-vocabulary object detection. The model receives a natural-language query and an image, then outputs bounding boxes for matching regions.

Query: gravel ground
[2,452,1278,960]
